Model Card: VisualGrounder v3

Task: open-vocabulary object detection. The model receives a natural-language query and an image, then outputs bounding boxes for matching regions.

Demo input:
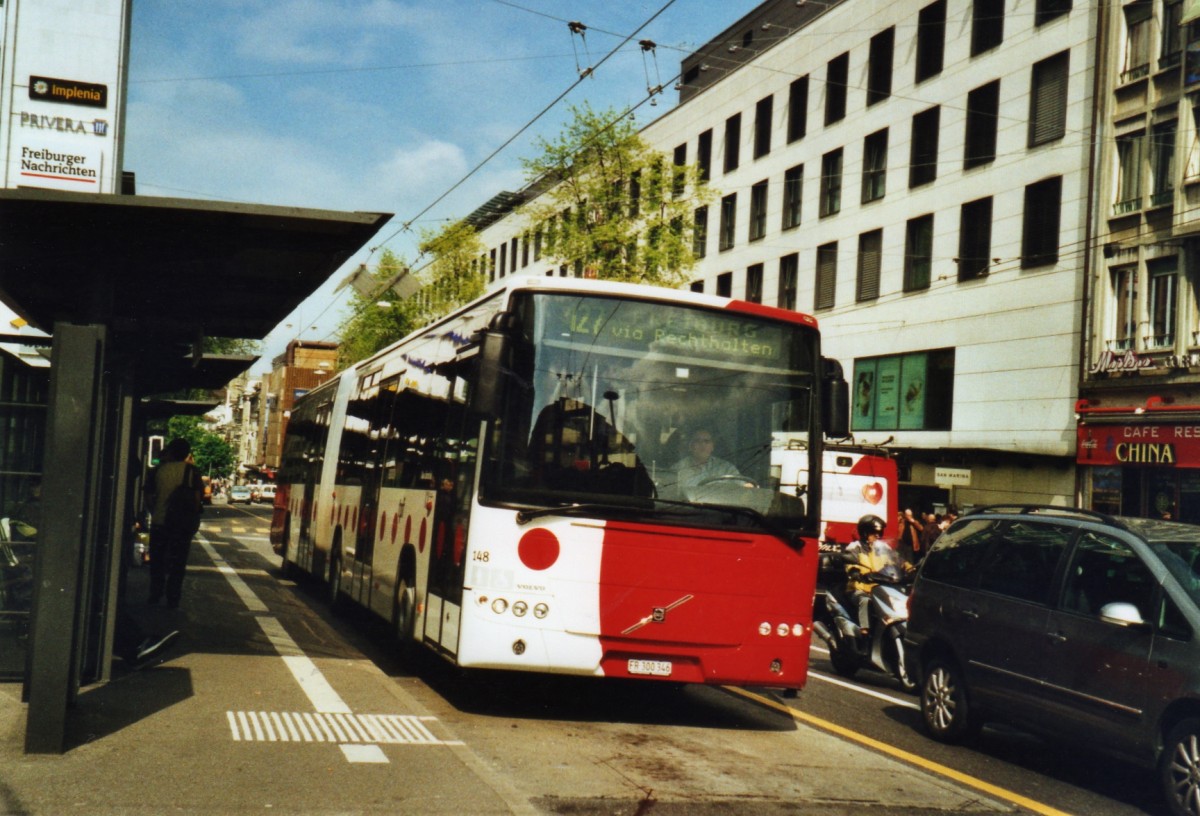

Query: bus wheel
[328,554,344,614]
[279,521,297,581]
[395,577,416,649]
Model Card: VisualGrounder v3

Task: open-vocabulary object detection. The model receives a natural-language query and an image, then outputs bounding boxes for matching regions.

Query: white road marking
[196,533,459,762]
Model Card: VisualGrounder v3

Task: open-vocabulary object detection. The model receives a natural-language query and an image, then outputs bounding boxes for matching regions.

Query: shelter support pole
[24,323,106,754]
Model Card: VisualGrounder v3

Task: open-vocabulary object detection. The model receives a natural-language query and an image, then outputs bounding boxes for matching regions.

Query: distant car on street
[228,485,252,504]
[256,484,276,504]
[905,506,1200,816]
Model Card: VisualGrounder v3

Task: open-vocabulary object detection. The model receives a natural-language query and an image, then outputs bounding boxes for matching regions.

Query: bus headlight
[491,598,508,614]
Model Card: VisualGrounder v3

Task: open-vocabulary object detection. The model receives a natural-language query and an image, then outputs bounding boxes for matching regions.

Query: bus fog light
[513,601,528,617]
[534,603,549,619]
[792,623,805,637]
[776,623,789,637]
[491,598,508,614]
[770,659,783,674]
[758,622,772,636]
[513,639,526,655]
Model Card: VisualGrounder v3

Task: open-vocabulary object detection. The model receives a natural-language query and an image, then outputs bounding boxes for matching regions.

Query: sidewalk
[0,534,517,816]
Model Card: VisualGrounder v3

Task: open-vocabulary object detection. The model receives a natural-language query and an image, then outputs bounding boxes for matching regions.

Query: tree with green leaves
[165,415,235,478]
[335,249,420,368]
[520,102,712,286]
[417,220,486,320]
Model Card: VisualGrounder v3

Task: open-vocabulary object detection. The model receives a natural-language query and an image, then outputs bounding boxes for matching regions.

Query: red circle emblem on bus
[518,528,560,571]
[419,518,427,552]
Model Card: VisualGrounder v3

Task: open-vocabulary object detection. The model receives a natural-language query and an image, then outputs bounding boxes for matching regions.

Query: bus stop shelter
[0,187,390,753]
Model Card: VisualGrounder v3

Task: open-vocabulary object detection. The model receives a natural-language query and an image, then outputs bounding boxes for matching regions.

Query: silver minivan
[905,506,1200,816]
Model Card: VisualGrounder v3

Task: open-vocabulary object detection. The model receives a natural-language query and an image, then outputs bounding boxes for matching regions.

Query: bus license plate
[627,659,672,677]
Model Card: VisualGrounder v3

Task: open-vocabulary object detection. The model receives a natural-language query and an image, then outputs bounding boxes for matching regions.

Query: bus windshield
[481,292,818,533]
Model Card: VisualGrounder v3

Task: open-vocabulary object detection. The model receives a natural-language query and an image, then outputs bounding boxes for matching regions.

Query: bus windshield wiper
[651,499,801,549]
[515,502,644,524]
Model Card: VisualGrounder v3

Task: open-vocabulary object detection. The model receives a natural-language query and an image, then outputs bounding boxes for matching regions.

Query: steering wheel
[698,474,760,489]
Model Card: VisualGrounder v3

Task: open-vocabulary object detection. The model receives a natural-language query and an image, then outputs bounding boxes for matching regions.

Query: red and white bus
[271,277,849,689]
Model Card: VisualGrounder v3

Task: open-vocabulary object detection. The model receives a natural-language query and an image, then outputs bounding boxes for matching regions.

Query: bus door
[347,373,392,606]
[423,392,478,656]
[296,400,331,565]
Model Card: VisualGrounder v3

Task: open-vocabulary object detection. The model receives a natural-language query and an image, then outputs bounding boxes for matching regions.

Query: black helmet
[857,514,885,541]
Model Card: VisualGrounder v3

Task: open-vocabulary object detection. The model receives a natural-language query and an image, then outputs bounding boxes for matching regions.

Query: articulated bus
[271,277,849,689]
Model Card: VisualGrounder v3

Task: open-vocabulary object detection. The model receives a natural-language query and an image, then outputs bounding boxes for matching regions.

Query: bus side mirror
[467,328,511,419]
[821,357,850,439]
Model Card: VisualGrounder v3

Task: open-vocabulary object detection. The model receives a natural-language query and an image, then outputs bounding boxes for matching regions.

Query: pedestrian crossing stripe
[226,711,462,745]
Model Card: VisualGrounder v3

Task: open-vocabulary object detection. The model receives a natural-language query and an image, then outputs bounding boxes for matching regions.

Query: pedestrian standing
[147,438,204,608]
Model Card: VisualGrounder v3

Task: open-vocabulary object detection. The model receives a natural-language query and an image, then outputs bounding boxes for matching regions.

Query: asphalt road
[201,501,1167,815]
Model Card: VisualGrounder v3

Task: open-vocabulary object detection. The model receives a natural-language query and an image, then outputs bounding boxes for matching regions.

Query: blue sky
[124,0,761,369]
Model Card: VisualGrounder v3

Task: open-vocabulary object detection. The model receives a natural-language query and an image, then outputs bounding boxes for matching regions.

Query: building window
[782,164,803,230]
[719,193,737,251]
[672,143,687,197]
[904,214,934,292]
[521,233,530,267]
[749,179,768,242]
[754,95,773,159]
[787,76,809,142]
[1162,0,1184,68]
[510,237,518,273]
[910,106,940,188]
[1036,0,1072,25]
[971,0,1004,56]
[724,113,741,174]
[816,242,838,310]
[1148,257,1177,348]
[857,229,883,302]
[693,205,708,258]
[1029,51,1069,147]
[499,243,507,278]
[1115,132,1145,214]
[690,280,704,293]
[778,253,798,310]
[628,171,641,217]
[862,129,888,204]
[1021,176,1062,268]
[852,349,954,431]
[867,28,895,106]
[958,197,993,281]
[916,0,946,83]
[746,263,764,303]
[964,80,1000,169]
[697,129,712,182]
[533,227,542,260]
[1122,0,1152,83]
[825,53,849,126]
[717,271,733,298]
[1152,120,1177,207]
[820,148,843,218]
[1111,266,1137,351]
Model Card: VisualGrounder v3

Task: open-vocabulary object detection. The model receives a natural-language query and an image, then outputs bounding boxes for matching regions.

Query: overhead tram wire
[365,0,682,261]
[314,0,683,346]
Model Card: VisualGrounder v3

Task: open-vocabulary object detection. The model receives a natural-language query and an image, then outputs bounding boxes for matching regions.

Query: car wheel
[1161,718,1200,816]
[921,657,978,743]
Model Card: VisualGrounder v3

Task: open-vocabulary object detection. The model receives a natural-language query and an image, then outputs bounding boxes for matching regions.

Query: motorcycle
[811,566,916,693]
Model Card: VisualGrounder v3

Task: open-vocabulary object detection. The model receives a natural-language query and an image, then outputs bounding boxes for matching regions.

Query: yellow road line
[725,686,1074,816]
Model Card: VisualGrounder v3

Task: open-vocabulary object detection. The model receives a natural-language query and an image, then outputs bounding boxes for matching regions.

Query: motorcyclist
[844,514,914,635]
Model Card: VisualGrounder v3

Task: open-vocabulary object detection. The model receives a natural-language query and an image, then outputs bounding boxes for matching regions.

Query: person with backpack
[147,438,204,608]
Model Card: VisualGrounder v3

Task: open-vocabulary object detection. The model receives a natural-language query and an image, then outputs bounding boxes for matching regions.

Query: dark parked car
[904,506,1200,816]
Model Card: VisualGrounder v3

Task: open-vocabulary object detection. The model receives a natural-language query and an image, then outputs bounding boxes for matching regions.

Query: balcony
[1113,197,1142,216]
[1150,189,1175,208]
[1120,63,1151,84]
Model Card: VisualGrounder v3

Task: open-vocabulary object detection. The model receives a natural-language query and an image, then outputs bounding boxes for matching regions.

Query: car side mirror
[1099,601,1148,628]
